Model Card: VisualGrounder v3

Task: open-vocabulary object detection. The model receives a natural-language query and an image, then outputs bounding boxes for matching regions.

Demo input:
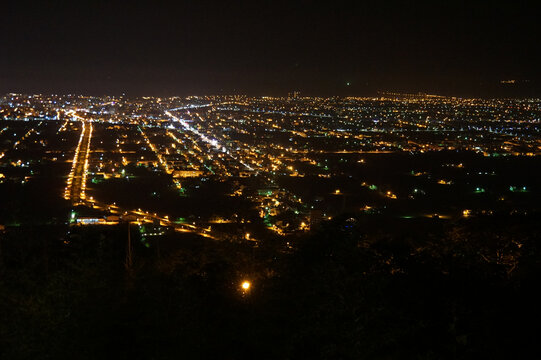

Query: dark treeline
[0,215,540,359]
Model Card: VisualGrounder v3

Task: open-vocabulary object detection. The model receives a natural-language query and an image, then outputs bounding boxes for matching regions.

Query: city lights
[2,2,540,357]
[1,93,539,238]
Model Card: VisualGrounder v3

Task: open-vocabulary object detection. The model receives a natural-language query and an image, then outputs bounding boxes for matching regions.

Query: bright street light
[241,280,251,291]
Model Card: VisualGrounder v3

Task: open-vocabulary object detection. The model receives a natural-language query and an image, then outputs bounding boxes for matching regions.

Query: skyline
[2,1,540,97]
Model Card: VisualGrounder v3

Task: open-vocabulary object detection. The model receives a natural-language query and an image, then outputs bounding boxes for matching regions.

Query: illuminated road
[165,110,254,171]
[65,122,93,204]
[65,123,216,239]
[0,123,42,162]
[12,121,42,150]
[84,199,217,239]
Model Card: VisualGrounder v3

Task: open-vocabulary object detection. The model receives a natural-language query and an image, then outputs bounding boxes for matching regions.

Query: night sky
[2,0,540,97]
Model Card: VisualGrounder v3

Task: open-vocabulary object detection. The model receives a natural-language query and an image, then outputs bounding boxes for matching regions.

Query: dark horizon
[2,84,540,100]
[2,1,540,98]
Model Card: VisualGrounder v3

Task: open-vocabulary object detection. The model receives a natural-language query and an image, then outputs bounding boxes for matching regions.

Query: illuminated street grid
[1,93,540,240]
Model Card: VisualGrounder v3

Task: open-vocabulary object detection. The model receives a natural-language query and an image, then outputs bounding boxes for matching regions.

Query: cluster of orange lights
[64,122,93,203]
[80,123,93,201]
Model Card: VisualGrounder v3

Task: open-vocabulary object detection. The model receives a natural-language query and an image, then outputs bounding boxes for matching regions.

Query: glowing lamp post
[241,280,251,293]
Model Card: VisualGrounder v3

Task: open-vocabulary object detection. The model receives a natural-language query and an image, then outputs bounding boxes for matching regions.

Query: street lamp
[241,280,251,292]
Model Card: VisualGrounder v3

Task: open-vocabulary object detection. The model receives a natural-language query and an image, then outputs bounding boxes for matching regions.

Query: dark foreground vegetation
[0,215,540,359]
